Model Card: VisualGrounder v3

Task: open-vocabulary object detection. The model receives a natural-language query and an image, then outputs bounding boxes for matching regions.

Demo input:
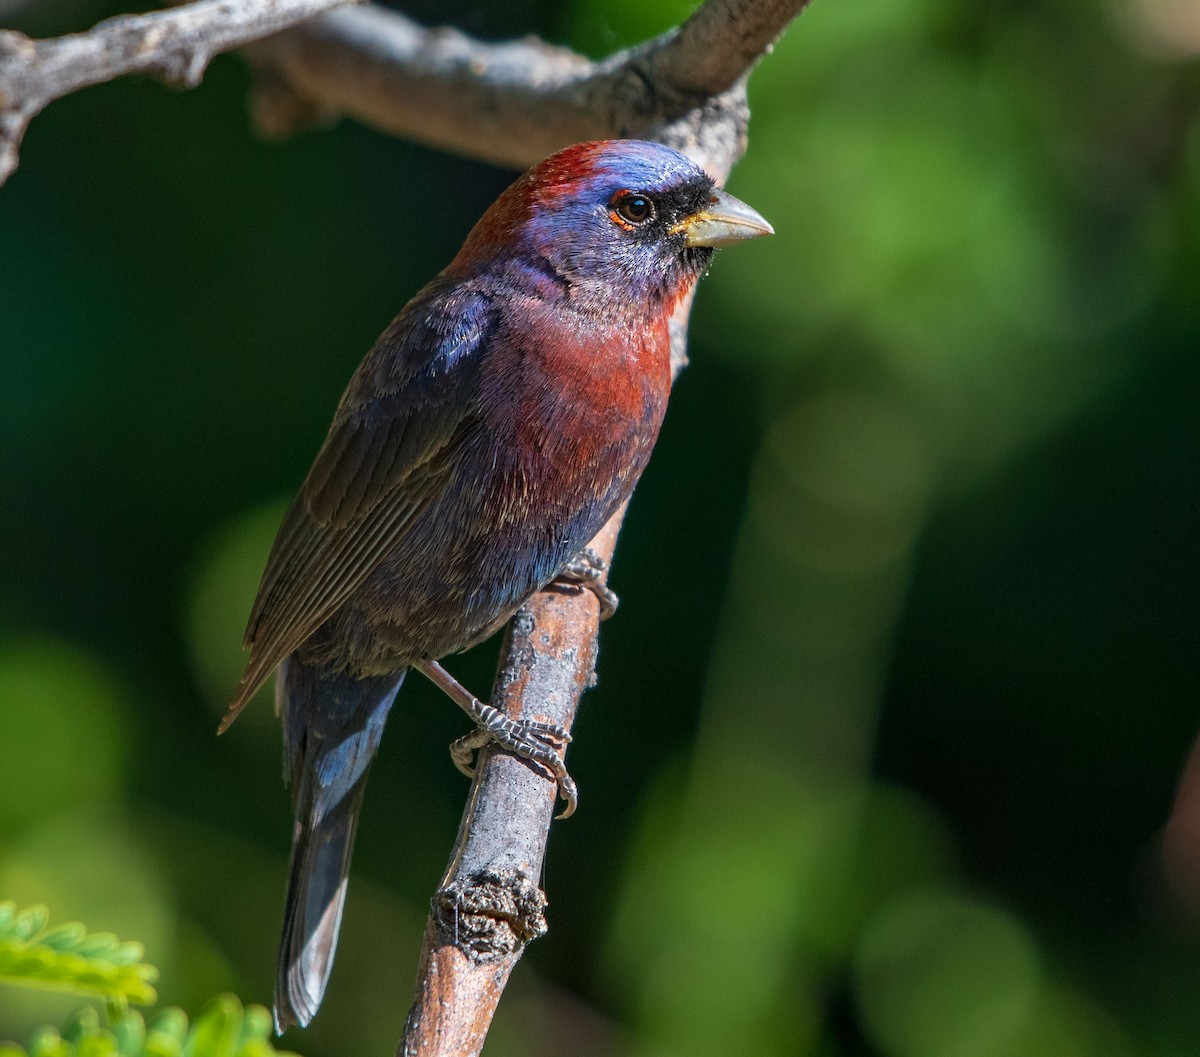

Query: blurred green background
[2,0,1199,1053]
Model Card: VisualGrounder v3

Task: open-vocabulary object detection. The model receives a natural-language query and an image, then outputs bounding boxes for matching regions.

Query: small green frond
[0,903,157,1005]
[2,906,49,942]
[0,998,299,1057]
[142,1009,187,1057]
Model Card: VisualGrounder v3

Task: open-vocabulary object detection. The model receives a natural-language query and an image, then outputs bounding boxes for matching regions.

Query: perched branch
[0,0,355,185]
[401,567,607,1057]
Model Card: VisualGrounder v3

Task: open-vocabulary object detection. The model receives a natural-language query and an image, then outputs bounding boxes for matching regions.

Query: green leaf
[13,907,49,941]
[183,996,242,1057]
[0,999,299,1057]
[72,937,119,960]
[0,904,158,1006]
[37,925,88,953]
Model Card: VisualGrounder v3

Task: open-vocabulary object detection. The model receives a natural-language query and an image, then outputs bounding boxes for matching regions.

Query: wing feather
[220,285,494,731]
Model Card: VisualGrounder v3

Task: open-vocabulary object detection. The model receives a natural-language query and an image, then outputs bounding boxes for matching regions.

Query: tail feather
[275,779,366,1031]
[272,658,404,1033]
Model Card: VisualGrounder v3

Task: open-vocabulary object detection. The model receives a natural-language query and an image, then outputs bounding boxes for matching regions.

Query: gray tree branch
[0,0,355,185]
[244,0,810,174]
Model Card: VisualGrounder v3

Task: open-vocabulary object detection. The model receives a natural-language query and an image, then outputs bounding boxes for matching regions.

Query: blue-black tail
[273,657,404,1033]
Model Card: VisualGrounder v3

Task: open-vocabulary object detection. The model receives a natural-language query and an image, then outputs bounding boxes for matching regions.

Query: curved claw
[553,548,619,620]
[554,774,579,820]
[449,729,489,778]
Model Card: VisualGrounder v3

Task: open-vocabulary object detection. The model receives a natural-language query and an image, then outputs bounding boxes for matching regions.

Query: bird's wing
[220,284,495,731]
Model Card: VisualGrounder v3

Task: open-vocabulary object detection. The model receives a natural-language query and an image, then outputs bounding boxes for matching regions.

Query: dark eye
[613,193,655,225]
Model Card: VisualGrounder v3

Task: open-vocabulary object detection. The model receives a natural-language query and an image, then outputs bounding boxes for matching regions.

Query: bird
[218,139,772,1032]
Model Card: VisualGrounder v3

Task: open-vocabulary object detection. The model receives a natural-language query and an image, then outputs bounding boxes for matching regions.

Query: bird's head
[450,140,772,319]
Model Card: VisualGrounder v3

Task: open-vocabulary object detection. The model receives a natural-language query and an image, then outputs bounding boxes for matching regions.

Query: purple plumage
[219,140,771,1031]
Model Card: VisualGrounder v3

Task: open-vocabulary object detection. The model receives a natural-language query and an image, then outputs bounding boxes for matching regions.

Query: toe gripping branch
[416,659,579,819]
[413,547,618,820]
[553,547,619,620]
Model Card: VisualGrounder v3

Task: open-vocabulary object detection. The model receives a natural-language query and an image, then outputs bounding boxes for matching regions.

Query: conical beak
[675,188,774,248]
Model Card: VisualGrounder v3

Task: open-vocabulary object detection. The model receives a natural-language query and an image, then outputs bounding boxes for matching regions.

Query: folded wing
[220,285,496,730]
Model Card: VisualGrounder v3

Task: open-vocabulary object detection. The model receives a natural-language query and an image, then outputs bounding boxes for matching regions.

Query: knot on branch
[153,47,213,90]
[0,29,36,64]
[434,869,548,960]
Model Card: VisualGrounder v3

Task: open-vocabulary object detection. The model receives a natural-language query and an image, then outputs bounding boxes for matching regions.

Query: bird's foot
[449,707,578,818]
[417,659,578,818]
[553,548,619,620]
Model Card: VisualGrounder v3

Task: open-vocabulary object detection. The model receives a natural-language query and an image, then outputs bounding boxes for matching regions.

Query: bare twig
[0,0,355,185]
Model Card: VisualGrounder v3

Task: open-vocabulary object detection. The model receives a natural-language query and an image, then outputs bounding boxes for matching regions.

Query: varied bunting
[219,139,772,1031]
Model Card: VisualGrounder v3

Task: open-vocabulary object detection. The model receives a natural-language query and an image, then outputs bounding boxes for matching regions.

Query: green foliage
[0,907,295,1057]
[0,998,293,1057]
[0,904,156,1007]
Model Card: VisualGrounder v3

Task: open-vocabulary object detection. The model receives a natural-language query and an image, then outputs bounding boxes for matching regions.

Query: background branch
[244,0,811,173]
[651,0,807,97]
[0,0,354,185]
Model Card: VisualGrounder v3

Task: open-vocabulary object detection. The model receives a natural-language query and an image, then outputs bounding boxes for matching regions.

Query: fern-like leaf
[0,903,157,1006]
[0,997,298,1057]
